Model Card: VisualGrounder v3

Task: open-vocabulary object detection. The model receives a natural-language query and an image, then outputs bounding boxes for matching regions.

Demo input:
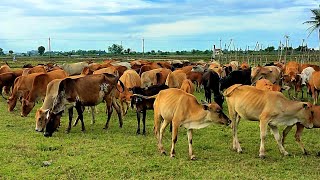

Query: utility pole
[219,38,222,63]
[142,38,144,57]
[48,37,51,59]
[284,35,289,64]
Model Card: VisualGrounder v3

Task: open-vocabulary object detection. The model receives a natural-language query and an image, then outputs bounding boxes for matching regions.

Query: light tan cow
[153,88,230,160]
[180,79,195,94]
[255,79,281,92]
[224,84,313,158]
[165,70,187,88]
[309,71,320,104]
[140,68,163,88]
[251,65,281,85]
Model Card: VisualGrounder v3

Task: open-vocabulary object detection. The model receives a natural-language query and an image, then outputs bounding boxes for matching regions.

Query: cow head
[251,66,272,85]
[201,100,230,125]
[191,65,205,73]
[43,111,62,137]
[35,109,50,132]
[298,102,313,129]
[21,99,35,117]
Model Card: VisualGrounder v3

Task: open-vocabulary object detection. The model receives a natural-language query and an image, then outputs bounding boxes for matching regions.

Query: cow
[224,84,313,158]
[0,70,22,99]
[153,88,230,160]
[240,62,250,70]
[7,73,44,112]
[139,62,161,75]
[22,65,47,75]
[282,61,302,98]
[165,70,187,88]
[300,67,315,98]
[21,70,68,117]
[220,68,251,91]
[309,71,320,104]
[202,70,224,108]
[140,68,163,88]
[43,74,124,137]
[59,62,89,76]
[187,71,203,92]
[0,64,11,74]
[180,79,195,94]
[255,79,282,92]
[282,105,320,155]
[130,84,169,135]
[251,66,281,85]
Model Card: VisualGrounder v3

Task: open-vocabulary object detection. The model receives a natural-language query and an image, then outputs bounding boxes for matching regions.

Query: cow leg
[90,106,95,125]
[259,120,268,158]
[269,124,289,156]
[281,125,294,146]
[187,129,196,160]
[232,114,242,153]
[136,109,141,134]
[142,109,147,135]
[75,103,85,132]
[112,98,123,128]
[66,107,73,133]
[170,121,178,158]
[159,119,170,155]
[294,123,307,155]
[104,99,113,129]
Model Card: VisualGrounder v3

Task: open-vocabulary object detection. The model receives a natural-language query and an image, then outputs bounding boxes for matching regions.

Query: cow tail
[223,84,242,97]
[117,79,125,93]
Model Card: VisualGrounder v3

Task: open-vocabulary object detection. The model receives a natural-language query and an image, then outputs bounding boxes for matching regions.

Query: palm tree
[304,5,320,51]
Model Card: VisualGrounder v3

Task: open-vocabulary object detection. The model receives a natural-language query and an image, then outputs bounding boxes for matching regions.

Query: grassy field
[1,88,320,179]
[1,57,320,179]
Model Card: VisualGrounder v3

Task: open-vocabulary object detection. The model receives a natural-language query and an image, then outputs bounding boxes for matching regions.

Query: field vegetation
[0,57,320,179]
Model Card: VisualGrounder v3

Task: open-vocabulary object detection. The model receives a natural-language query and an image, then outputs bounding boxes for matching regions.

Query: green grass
[1,88,320,179]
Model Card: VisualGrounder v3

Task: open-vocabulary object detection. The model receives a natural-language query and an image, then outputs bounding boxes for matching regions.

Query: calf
[131,84,169,135]
[153,88,230,160]
[224,84,313,158]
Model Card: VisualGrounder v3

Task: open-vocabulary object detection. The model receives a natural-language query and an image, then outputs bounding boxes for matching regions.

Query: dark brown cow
[21,70,68,117]
[0,70,23,99]
[43,74,124,137]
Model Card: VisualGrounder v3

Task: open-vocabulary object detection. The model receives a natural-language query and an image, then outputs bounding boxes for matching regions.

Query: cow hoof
[170,154,175,158]
[317,152,320,156]
[65,130,70,134]
[190,155,196,160]
[103,127,108,130]
[136,130,140,135]
[283,151,289,156]
[161,151,166,156]
[259,155,266,159]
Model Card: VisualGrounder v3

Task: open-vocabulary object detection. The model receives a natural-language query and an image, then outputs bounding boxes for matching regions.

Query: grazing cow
[153,88,230,160]
[60,62,89,76]
[116,69,141,115]
[130,84,169,134]
[7,73,44,112]
[251,66,281,85]
[165,70,187,88]
[282,61,302,98]
[180,79,195,94]
[202,70,224,108]
[220,68,251,91]
[282,105,320,155]
[35,79,63,132]
[0,71,22,99]
[224,84,313,158]
[21,70,68,117]
[43,74,124,137]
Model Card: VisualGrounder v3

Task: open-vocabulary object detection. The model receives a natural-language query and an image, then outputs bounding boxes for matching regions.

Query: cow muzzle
[44,132,52,137]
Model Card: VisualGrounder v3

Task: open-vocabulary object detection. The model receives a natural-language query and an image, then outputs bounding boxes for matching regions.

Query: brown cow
[282,105,320,155]
[7,73,44,112]
[153,88,230,160]
[0,70,22,99]
[251,65,281,85]
[43,74,123,137]
[282,61,302,98]
[0,64,11,74]
[224,84,313,158]
[255,79,281,92]
[309,71,320,104]
[21,70,68,117]
[22,66,47,75]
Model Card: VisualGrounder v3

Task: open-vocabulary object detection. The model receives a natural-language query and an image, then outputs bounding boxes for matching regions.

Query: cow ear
[302,103,310,109]
[202,104,209,110]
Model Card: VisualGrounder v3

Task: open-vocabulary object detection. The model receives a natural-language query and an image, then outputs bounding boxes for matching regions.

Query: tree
[265,46,275,52]
[0,48,4,55]
[8,50,13,55]
[304,5,320,51]
[108,44,123,54]
[38,46,45,55]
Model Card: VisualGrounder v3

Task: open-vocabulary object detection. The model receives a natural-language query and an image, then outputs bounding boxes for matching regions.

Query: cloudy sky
[0,0,318,53]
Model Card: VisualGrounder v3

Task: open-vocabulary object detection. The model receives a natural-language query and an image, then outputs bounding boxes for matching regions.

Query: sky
[0,0,319,53]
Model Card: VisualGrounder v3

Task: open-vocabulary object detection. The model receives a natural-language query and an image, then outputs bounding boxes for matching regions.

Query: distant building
[27,50,38,56]
[214,49,223,55]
